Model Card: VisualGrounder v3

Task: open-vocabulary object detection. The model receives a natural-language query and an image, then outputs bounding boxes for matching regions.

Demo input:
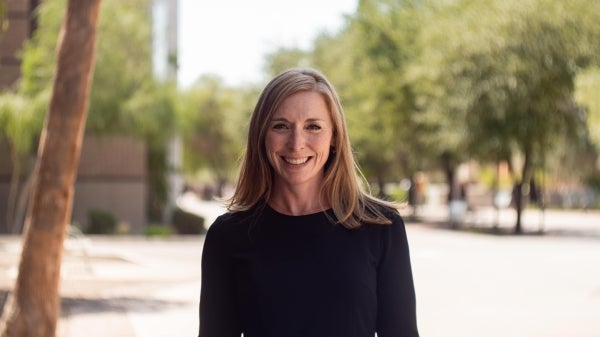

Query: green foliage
[0,3,7,34]
[144,224,174,237]
[263,47,311,78]
[260,0,600,205]
[348,0,428,182]
[417,0,600,174]
[177,76,254,183]
[16,0,179,223]
[19,0,174,139]
[307,1,432,188]
[586,173,600,192]
[171,207,205,235]
[576,67,600,160]
[86,209,117,234]
[87,0,159,136]
[0,92,45,155]
[403,0,600,229]
[387,185,408,203]
[19,0,63,96]
[0,92,46,231]
[6,0,599,228]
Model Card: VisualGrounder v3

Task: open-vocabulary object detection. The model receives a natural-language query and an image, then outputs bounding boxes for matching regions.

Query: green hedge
[86,209,117,234]
[171,207,205,234]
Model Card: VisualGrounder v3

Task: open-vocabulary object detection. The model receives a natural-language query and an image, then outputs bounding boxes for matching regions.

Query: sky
[177,0,358,88]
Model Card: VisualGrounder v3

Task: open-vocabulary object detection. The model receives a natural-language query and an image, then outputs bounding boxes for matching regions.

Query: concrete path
[1,236,204,337]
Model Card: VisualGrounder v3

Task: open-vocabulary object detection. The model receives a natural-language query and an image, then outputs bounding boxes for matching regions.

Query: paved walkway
[1,201,599,337]
[1,236,204,337]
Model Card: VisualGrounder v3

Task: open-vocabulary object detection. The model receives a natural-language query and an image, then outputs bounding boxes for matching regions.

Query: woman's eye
[272,123,288,130]
[306,124,321,131]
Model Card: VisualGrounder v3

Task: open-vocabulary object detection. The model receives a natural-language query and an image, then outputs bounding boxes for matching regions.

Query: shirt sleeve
[376,211,420,337]
[199,216,241,337]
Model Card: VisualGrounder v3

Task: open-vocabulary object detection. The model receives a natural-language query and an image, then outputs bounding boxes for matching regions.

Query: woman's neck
[269,184,330,216]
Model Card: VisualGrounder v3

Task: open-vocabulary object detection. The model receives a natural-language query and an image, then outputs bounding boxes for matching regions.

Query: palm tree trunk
[0,1,102,336]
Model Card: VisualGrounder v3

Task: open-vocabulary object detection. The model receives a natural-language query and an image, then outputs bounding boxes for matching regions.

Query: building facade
[0,0,40,91]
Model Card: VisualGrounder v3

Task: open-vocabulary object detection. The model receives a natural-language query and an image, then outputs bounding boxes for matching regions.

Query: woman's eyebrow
[270,117,326,122]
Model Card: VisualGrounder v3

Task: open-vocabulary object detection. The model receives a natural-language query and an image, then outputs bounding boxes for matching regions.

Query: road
[407,222,600,337]
[1,205,599,337]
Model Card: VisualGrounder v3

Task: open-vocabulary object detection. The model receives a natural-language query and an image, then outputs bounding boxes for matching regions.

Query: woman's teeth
[284,157,309,165]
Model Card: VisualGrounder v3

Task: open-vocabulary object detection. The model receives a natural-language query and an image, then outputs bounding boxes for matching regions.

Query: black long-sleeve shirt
[199,203,419,337]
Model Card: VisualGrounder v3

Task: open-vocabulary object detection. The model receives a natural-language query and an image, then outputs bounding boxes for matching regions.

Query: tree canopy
[3,0,600,231]
[260,0,600,227]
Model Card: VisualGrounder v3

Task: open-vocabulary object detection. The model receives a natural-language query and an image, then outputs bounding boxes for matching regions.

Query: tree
[574,67,600,193]
[0,1,101,336]
[263,47,311,79]
[0,92,45,233]
[264,1,443,200]
[576,67,600,159]
[17,0,178,223]
[177,76,253,195]
[419,0,600,232]
[122,79,178,220]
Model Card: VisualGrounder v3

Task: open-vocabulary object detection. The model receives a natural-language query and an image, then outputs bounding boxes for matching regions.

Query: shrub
[144,224,173,237]
[86,209,117,234]
[171,207,205,234]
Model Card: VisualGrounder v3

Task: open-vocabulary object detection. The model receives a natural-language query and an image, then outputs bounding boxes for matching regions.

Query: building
[0,0,40,91]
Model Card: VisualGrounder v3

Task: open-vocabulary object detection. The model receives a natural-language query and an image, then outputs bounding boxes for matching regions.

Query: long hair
[228,68,393,228]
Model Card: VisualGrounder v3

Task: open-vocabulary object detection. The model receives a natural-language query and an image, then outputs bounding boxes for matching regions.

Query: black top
[199,203,419,337]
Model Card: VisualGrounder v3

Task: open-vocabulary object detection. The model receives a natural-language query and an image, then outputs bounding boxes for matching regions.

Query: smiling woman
[198,68,420,337]
[265,91,335,211]
[178,0,358,87]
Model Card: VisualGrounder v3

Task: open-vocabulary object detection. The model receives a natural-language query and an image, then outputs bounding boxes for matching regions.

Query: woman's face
[265,91,334,191]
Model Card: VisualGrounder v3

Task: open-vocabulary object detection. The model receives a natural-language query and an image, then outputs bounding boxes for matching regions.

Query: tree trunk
[12,159,36,234]
[514,148,533,234]
[514,181,524,234]
[5,144,21,232]
[376,173,386,199]
[440,152,457,203]
[0,1,101,336]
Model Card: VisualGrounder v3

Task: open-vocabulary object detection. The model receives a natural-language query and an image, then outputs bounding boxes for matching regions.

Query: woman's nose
[287,129,305,150]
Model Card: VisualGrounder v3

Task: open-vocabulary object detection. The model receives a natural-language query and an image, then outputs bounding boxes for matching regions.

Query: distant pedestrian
[199,68,419,337]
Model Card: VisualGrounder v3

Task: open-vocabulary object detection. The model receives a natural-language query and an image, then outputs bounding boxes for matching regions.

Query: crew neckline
[265,203,333,218]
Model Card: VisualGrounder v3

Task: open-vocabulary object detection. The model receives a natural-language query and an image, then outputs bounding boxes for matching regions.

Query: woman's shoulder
[209,209,254,232]
[363,197,403,224]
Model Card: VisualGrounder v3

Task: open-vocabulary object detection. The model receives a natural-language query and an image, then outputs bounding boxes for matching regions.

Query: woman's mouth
[283,156,310,165]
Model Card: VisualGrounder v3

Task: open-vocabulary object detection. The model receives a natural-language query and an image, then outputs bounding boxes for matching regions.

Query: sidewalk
[403,202,600,237]
[1,202,599,337]
[1,235,204,337]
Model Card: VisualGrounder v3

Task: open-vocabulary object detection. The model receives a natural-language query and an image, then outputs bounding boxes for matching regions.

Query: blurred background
[1,0,599,235]
[1,0,599,336]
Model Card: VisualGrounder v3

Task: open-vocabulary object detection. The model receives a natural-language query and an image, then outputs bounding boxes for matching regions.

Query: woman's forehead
[271,92,331,121]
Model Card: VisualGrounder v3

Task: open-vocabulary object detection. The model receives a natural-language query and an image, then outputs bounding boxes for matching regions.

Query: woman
[199,68,419,337]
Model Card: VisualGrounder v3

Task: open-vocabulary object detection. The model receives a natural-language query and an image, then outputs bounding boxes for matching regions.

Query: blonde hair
[228,68,393,228]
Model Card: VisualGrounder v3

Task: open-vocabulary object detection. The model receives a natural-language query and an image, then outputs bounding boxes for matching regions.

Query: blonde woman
[199,68,419,337]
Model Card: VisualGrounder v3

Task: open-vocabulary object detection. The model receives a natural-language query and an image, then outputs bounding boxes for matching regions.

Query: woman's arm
[199,217,241,337]
[376,212,420,337]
